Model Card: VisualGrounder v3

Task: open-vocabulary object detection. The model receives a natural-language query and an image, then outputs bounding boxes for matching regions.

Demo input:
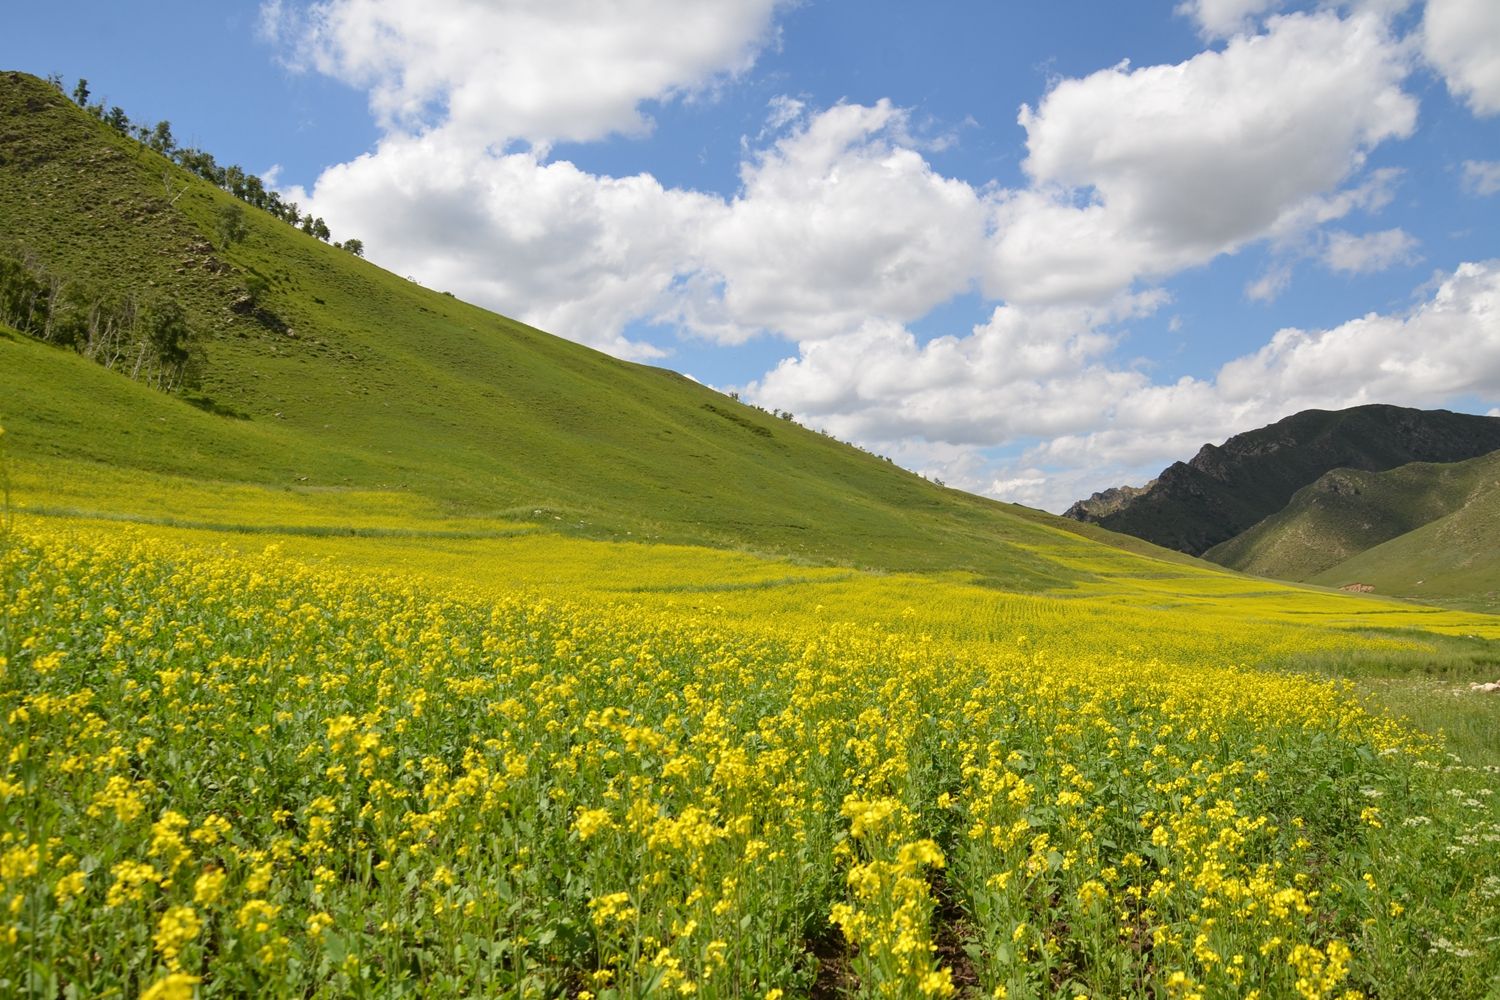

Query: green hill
[1201,451,1500,612]
[0,70,1194,587]
[1304,468,1500,614]
[1206,451,1500,578]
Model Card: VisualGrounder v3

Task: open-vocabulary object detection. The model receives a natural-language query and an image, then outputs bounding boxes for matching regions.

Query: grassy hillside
[1306,473,1500,613]
[0,70,1185,587]
[1206,451,1500,579]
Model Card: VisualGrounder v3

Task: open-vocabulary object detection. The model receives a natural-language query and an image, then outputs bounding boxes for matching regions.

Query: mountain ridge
[1064,404,1500,556]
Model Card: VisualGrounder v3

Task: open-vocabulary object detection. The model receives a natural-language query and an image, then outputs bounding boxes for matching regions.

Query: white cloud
[1423,0,1500,116]
[677,100,988,343]
[1176,0,1283,39]
[296,101,993,352]
[1208,260,1500,408]
[1322,227,1420,273]
[987,11,1417,305]
[1246,263,1294,303]
[747,261,1500,512]
[263,0,786,144]
[293,128,719,358]
[743,293,1164,447]
[1462,159,1500,196]
[282,5,1426,354]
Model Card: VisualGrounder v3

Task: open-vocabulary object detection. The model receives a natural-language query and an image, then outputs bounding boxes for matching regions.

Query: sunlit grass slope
[1207,451,1500,613]
[1307,479,1500,615]
[2,70,1178,587]
[1205,450,1499,579]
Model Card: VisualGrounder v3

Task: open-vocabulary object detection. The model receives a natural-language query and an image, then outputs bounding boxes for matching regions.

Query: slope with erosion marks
[2,70,1188,589]
[1064,404,1500,555]
[1206,450,1500,584]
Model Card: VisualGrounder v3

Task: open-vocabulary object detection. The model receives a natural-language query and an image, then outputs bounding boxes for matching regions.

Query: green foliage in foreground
[3,524,1500,998]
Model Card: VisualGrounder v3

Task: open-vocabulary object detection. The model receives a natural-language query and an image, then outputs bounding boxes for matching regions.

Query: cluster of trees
[53,76,364,257]
[0,250,195,392]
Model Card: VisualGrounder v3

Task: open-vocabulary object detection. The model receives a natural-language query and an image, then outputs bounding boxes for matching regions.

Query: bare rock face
[1064,481,1157,521]
[1064,404,1500,555]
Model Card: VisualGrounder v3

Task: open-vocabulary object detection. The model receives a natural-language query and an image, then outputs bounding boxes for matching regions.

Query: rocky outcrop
[1063,481,1156,520]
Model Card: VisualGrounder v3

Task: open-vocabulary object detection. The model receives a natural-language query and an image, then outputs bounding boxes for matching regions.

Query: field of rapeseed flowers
[3,519,1499,998]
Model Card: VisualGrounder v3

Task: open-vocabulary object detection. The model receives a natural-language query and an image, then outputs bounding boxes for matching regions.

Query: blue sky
[6,0,1499,509]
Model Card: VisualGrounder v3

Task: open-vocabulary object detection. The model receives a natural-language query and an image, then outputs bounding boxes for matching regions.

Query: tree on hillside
[135,297,192,390]
[216,203,250,247]
[243,174,266,211]
[0,257,49,334]
[71,78,89,106]
[174,147,221,185]
[149,120,175,155]
[311,217,331,242]
[104,106,130,134]
[223,164,246,200]
[341,238,365,257]
[42,278,94,350]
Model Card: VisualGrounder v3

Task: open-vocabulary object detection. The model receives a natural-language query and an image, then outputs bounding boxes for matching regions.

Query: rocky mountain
[1064,481,1157,520]
[1064,404,1500,556]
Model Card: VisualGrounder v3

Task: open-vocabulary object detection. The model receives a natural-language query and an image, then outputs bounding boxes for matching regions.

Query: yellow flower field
[2,512,1498,997]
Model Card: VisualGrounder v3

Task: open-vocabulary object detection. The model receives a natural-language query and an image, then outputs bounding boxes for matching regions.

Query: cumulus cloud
[1176,0,1283,39]
[987,11,1417,304]
[1322,227,1420,273]
[676,100,988,343]
[1423,0,1500,116]
[748,261,1500,512]
[743,293,1165,447]
[263,0,786,143]
[294,100,992,352]
[280,4,1425,354]
[290,128,720,358]
[1462,160,1500,196]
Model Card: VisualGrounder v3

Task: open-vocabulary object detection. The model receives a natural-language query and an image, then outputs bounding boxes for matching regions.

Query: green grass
[1,71,1206,592]
[1273,629,1500,764]
[1201,446,1500,612]
[1207,451,1500,588]
[1308,485,1500,613]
